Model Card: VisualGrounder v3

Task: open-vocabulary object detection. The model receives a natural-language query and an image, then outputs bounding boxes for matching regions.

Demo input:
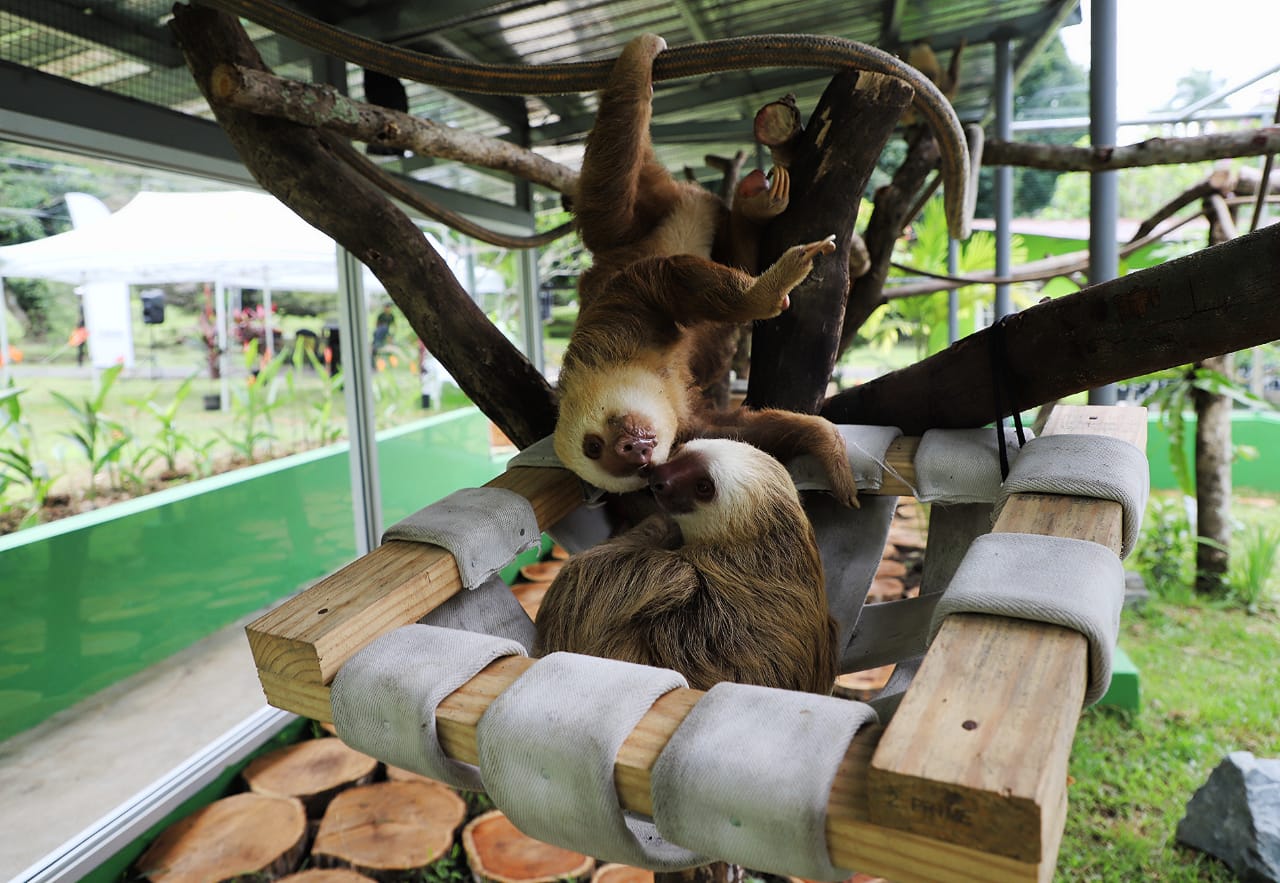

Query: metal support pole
[0,275,10,388]
[336,247,382,555]
[1088,0,1119,405]
[993,38,1014,321]
[214,280,229,411]
[520,246,545,372]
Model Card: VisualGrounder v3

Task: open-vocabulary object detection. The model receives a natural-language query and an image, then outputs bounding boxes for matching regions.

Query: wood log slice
[278,871,377,883]
[243,736,379,816]
[519,560,564,583]
[873,559,906,580]
[312,779,467,879]
[462,810,594,883]
[593,864,654,883]
[511,581,551,620]
[136,792,306,883]
[550,545,571,560]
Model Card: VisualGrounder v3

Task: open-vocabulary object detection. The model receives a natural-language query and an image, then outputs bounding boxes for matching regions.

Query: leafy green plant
[416,842,470,883]
[1227,522,1280,611]
[1141,364,1275,496]
[131,374,202,478]
[867,197,1029,357]
[1133,496,1196,603]
[217,341,287,463]
[0,384,58,528]
[295,348,344,448]
[49,363,129,498]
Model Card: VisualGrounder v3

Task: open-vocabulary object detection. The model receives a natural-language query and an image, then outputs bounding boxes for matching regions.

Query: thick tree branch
[822,223,1280,435]
[840,129,940,349]
[745,70,913,413]
[171,4,556,448]
[209,63,578,195]
[982,126,1280,172]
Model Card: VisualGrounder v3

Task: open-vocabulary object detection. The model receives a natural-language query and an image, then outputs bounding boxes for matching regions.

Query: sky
[1057,0,1280,120]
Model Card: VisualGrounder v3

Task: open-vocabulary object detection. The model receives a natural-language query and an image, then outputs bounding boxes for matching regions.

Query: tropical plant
[49,363,129,498]
[0,384,58,528]
[131,374,203,478]
[1141,364,1274,496]
[1132,496,1196,603]
[1227,522,1280,612]
[868,198,1030,357]
[217,340,287,462]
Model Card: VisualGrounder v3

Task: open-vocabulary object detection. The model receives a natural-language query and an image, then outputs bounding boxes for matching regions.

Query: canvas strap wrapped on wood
[650,681,877,881]
[914,426,1030,503]
[928,532,1126,704]
[330,624,527,789]
[994,433,1150,558]
[476,652,705,870]
[382,486,541,588]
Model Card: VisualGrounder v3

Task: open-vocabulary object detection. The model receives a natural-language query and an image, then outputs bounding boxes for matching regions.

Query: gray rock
[1176,751,1280,882]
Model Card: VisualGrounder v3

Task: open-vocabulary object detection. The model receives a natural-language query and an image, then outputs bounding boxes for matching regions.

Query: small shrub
[1133,496,1196,602]
[1228,522,1280,611]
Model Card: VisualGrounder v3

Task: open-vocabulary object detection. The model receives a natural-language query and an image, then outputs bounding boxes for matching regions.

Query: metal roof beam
[7,0,184,68]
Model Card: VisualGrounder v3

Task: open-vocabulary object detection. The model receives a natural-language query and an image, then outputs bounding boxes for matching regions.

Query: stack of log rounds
[312,779,467,877]
[512,581,551,619]
[463,810,595,883]
[278,870,378,883]
[136,791,307,882]
[243,736,379,815]
[592,864,654,883]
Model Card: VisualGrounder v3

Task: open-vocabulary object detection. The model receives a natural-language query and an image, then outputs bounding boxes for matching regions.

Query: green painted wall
[1146,410,1280,494]
[0,408,509,742]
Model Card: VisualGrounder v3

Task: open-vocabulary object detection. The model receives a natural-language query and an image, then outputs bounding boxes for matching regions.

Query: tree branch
[172,4,556,449]
[745,70,913,413]
[822,223,1280,435]
[982,126,1280,172]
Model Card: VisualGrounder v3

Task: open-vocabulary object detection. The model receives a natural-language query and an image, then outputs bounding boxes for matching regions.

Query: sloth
[552,33,858,508]
[534,438,838,694]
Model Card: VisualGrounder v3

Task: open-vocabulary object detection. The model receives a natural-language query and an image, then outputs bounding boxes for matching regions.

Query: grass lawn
[1058,490,1280,880]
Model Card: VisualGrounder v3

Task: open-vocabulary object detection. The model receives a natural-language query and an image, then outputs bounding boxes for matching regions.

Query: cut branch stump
[312,780,467,879]
[136,792,307,883]
[462,810,595,883]
[243,736,379,816]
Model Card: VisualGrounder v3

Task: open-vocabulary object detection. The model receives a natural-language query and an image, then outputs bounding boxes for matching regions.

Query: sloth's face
[554,393,677,494]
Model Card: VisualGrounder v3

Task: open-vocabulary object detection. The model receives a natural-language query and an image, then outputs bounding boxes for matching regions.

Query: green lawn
[1061,600,1279,880]
[1058,490,1280,880]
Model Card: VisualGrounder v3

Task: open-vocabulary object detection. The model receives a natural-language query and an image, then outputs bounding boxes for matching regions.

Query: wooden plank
[247,439,920,717]
[246,466,584,710]
[431,654,1046,882]
[868,405,1147,870]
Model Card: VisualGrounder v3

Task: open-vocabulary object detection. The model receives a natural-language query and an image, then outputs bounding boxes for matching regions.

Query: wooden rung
[246,466,584,705]
[246,439,919,713]
[868,405,1148,874]
[427,653,1048,881]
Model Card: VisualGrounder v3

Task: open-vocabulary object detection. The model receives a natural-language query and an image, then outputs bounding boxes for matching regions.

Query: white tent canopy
[0,190,391,291]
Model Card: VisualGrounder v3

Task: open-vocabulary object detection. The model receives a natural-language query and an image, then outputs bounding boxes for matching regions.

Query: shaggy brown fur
[534,439,838,694]
[552,33,857,507]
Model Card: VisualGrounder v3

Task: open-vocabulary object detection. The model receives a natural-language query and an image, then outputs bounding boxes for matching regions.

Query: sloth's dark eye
[583,434,605,459]
[695,478,715,501]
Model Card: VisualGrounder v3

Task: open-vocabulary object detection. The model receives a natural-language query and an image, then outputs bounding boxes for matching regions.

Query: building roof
[0,0,1081,217]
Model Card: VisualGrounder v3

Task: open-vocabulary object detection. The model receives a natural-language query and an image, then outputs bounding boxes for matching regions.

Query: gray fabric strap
[789,424,904,493]
[382,487,541,589]
[421,573,536,652]
[915,427,1029,503]
[807,493,898,653]
[994,434,1150,559]
[929,532,1125,705]
[331,624,526,790]
[651,683,876,881]
[476,652,704,870]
